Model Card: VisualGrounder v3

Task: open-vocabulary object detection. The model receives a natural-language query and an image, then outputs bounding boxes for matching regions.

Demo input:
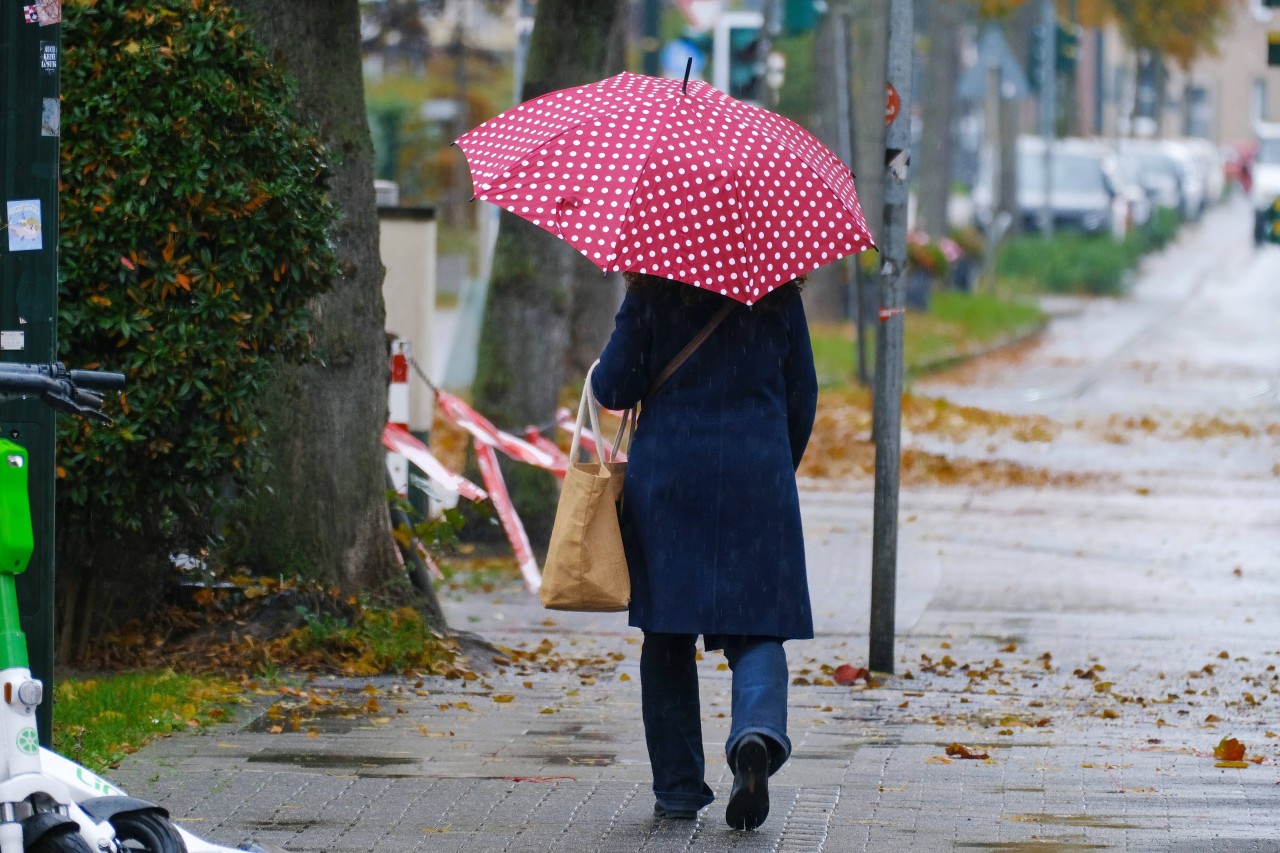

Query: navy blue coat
[591,286,818,642]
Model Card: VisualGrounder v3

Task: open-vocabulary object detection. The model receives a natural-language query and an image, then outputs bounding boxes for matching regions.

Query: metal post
[1,5,61,744]
[641,0,661,77]
[832,8,868,383]
[1038,0,1057,237]
[870,0,912,675]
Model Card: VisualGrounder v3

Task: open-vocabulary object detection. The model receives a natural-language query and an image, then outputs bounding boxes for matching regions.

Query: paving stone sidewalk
[110,207,1279,851]
[109,477,1280,852]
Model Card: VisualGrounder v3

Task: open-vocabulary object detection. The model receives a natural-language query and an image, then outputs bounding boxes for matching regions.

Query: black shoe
[725,734,770,831]
[653,803,697,820]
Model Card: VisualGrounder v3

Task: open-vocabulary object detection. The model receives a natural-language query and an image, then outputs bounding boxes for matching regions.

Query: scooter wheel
[26,823,93,853]
[109,810,188,853]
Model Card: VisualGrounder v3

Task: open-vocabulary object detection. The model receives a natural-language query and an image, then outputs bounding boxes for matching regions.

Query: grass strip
[809,290,1045,389]
[52,670,244,774]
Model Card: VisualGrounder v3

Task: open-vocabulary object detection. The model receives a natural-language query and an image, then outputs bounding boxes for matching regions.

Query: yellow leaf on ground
[1213,737,1246,761]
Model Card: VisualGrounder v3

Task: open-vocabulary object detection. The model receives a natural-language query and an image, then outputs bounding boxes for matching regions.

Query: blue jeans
[640,632,791,812]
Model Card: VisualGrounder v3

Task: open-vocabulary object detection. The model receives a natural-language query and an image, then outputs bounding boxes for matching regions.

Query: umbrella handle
[682,57,692,95]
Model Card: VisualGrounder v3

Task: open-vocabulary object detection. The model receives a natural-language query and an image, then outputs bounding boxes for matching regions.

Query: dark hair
[622,272,804,311]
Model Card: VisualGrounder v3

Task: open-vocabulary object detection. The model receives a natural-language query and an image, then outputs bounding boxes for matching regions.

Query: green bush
[58,1,336,572]
[1130,206,1182,253]
[996,233,1137,296]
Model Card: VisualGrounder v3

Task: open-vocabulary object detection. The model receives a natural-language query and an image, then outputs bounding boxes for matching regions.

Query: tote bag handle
[570,362,633,470]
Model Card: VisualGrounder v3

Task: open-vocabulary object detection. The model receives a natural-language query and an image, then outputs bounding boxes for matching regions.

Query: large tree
[470,0,628,548]
[226,2,425,609]
[916,0,965,242]
[1085,0,1240,68]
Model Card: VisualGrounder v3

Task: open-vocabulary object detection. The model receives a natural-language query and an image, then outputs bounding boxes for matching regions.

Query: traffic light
[713,11,765,104]
[1055,24,1079,75]
[727,26,763,101]
[1027,24,1044,93]
[783,0,822,35]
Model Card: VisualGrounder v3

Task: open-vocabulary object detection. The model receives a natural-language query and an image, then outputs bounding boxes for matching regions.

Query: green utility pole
[1,1,62,745]
[870,0,913,675]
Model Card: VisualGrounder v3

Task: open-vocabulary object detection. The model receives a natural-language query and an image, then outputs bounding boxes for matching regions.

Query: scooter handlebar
[67,369,126,391]
[0,363,123,422]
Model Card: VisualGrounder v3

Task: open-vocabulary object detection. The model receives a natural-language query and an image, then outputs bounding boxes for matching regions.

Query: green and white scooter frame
[1,440,245,853]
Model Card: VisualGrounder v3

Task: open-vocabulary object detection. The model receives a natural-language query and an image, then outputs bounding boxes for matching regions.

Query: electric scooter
[0,362,247,853]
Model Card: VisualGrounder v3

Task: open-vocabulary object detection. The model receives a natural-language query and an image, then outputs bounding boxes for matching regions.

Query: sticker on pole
[885,83,901,126]
[6,200,43,252]
[23,0,60,27]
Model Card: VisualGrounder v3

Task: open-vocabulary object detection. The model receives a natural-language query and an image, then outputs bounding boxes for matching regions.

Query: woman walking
[591,271,818,831]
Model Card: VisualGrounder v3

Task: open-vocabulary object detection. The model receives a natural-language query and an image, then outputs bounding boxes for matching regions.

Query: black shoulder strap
[645,299,735,398]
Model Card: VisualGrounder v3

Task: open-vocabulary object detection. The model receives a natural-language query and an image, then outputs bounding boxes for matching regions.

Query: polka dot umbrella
[455,69,876,306]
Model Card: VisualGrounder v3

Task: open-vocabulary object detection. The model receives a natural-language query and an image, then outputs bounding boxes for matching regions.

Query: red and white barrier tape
[473,442,542,593]
[522,426,568,481]
[434,388,568,476]
[382,424,487,503]
[554,406,627,462]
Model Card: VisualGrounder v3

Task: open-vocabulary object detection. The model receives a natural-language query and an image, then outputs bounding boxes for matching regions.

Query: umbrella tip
[682,57,692,94]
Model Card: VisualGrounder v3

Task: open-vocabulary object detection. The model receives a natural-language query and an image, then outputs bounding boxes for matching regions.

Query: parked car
[1116,144,1182,214]
[1163,140,1208,219]
[1118,138,1203,221]
[1113,156,1153,230]
[972,136,1129,238]
[1250,123,1280,245]
[1178,137,1226,207]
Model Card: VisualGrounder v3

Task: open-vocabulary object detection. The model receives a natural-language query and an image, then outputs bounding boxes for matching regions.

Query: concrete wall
[380,206,437,433]
[1079,2,1280,145]
[1184,1,1280,142]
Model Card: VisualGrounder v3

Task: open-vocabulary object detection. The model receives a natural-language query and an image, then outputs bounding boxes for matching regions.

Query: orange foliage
[1105,0,1241,67]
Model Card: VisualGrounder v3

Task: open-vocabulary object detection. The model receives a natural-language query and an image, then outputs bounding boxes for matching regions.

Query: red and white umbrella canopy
[456,71,876,305]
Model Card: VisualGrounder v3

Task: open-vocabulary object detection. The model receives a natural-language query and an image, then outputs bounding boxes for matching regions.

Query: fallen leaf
[1213,737,1246,762]
[492,694,514,703]
[945,743,989,760]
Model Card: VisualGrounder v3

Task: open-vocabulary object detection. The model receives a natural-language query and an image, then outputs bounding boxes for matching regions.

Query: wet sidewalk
[110,477,1280,852]
[109,206,1280,851]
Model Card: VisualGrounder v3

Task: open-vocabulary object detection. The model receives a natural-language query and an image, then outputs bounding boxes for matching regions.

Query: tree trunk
[566,10,628,379]
[917,0,962,241]
[999,3,1036,237]
[227,1,409,601]
[472,0,629,550]
[849,0,889,246]
[803,6,856,322]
